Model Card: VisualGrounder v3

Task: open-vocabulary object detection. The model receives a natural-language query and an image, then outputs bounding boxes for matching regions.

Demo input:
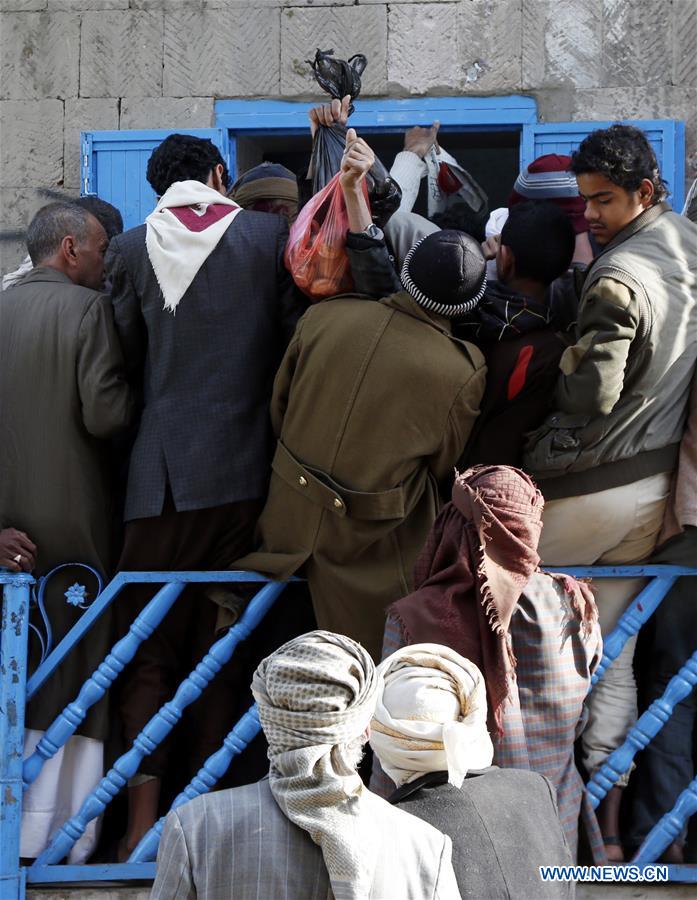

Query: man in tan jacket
[236,146,487,660]
[524,125,697,857]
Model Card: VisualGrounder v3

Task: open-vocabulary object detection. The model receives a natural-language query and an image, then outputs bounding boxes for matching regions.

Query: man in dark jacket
[371,644,573,898]
[457,201,575,468]
[105,134,305,857]
[524,125,697,857]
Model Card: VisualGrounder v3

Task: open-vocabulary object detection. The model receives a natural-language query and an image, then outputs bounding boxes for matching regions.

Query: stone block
[0,186,73,232]
[0,184,73,276]
[48,0,127,8]
[0,12,79,99]
[80,11,164,98]
[0,0,46,10]
[601,0,672,88]
[672,0,697,87]
[204,0,331,6]
[0,100,64,187]
[120,96,214,129]
[280,6,387,97]
[533,88,575,123]
[570,85,695,127]
[164,8,280,97]
[522,0,602,90]
[457,0,522,93]
[0,238,28,277]
[132,0,202,7]
[64,98,119,190]
[387,4,459,94]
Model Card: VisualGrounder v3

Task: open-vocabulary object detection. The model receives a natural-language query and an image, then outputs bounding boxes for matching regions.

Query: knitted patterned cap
[401,229,487,318]
[509,154,589,234]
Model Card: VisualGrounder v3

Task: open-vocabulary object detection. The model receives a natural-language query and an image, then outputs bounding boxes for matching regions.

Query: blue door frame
[215,95,538,179]
[215,96,685,209]
[81,95,686,229]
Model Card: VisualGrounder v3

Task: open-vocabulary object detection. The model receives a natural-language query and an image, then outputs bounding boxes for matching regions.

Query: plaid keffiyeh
[253,631,386,900]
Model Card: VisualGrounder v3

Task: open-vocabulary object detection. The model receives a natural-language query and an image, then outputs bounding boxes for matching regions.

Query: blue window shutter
[80,128,231,231]
[215,95,538,180]
[521,120,686,211]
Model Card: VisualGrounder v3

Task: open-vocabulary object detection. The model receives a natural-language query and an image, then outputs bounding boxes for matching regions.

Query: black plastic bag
[306,48,402,228]
[308,48,367,115]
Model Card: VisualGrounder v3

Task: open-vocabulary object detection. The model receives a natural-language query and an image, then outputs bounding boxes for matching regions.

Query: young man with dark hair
[106,133,305,857]
[524,124,697,858]
[144,133,230,197]
[457,200,575,468]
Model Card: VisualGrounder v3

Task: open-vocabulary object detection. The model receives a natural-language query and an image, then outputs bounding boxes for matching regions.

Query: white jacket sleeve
[390,151,427,213]
[434,836,463,900]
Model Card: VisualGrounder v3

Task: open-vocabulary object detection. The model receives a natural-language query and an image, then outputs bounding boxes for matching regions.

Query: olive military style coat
[235,291,486,660]
[0,268,134,738]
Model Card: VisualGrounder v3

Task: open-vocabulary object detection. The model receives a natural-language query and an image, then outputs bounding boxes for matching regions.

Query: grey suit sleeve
[77,295,134,439]
[151,810,196,900]
[275,218,309,347]
[105,236,148,382]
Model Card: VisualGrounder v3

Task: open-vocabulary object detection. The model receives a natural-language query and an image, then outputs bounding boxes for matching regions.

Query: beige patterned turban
[370,643,494,789]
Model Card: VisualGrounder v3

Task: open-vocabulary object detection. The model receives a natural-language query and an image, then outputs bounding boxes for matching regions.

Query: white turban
[370,643,494,789]
[252,630,383,900]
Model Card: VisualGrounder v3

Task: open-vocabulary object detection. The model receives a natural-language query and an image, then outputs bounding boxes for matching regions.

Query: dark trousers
[115,490,263,780]
[629,527,697,848]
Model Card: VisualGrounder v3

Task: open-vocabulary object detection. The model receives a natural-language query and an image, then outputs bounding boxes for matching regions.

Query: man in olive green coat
[236,229,487,660]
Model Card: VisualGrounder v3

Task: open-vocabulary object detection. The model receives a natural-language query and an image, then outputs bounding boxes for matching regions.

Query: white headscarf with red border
[145,180,242,313]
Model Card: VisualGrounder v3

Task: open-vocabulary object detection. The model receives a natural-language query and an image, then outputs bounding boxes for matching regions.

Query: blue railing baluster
[32,581,286,867]
[633,777,697,865]
[591,575,676,685]
[129,703,262,862]
[587,650,697,807]
[1,565,693,887]
[0,575,33,900]
[23,581,186,788]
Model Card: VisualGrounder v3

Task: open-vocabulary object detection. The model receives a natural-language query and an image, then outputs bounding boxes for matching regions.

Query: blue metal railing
[2,565,697,894]
[0,570,290,895]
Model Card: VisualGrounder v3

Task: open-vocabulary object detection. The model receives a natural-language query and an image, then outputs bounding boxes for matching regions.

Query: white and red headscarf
[145,180,242,313]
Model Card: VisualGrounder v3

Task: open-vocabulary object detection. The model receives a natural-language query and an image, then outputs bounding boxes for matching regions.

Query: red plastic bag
[285,173,368,302]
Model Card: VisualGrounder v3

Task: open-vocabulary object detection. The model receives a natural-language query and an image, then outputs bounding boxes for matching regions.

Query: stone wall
[1,0,695,272]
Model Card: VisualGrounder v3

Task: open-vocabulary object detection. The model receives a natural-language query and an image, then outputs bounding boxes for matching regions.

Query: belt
[272,441,405,521]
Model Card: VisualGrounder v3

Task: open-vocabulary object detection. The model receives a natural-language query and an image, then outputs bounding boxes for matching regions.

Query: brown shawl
[390,465,544,734]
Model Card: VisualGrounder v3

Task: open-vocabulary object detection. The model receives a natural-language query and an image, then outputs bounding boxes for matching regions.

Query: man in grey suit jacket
[105,134,306,858]
[152,632,461,900]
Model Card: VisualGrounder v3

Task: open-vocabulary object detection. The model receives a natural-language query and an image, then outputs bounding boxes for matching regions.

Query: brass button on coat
[298,476,307,486]
[334,497,343,508]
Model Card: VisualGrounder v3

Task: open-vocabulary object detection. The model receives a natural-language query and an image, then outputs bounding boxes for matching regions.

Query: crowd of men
[1,98,696,897]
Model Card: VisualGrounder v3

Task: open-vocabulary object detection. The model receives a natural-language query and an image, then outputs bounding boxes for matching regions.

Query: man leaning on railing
[0,201,135,863]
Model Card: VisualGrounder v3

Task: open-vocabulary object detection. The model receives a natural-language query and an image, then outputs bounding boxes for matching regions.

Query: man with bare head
[0,201,133,862]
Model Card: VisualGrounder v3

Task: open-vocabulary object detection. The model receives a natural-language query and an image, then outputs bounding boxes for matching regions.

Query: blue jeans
[629,528,697,849]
